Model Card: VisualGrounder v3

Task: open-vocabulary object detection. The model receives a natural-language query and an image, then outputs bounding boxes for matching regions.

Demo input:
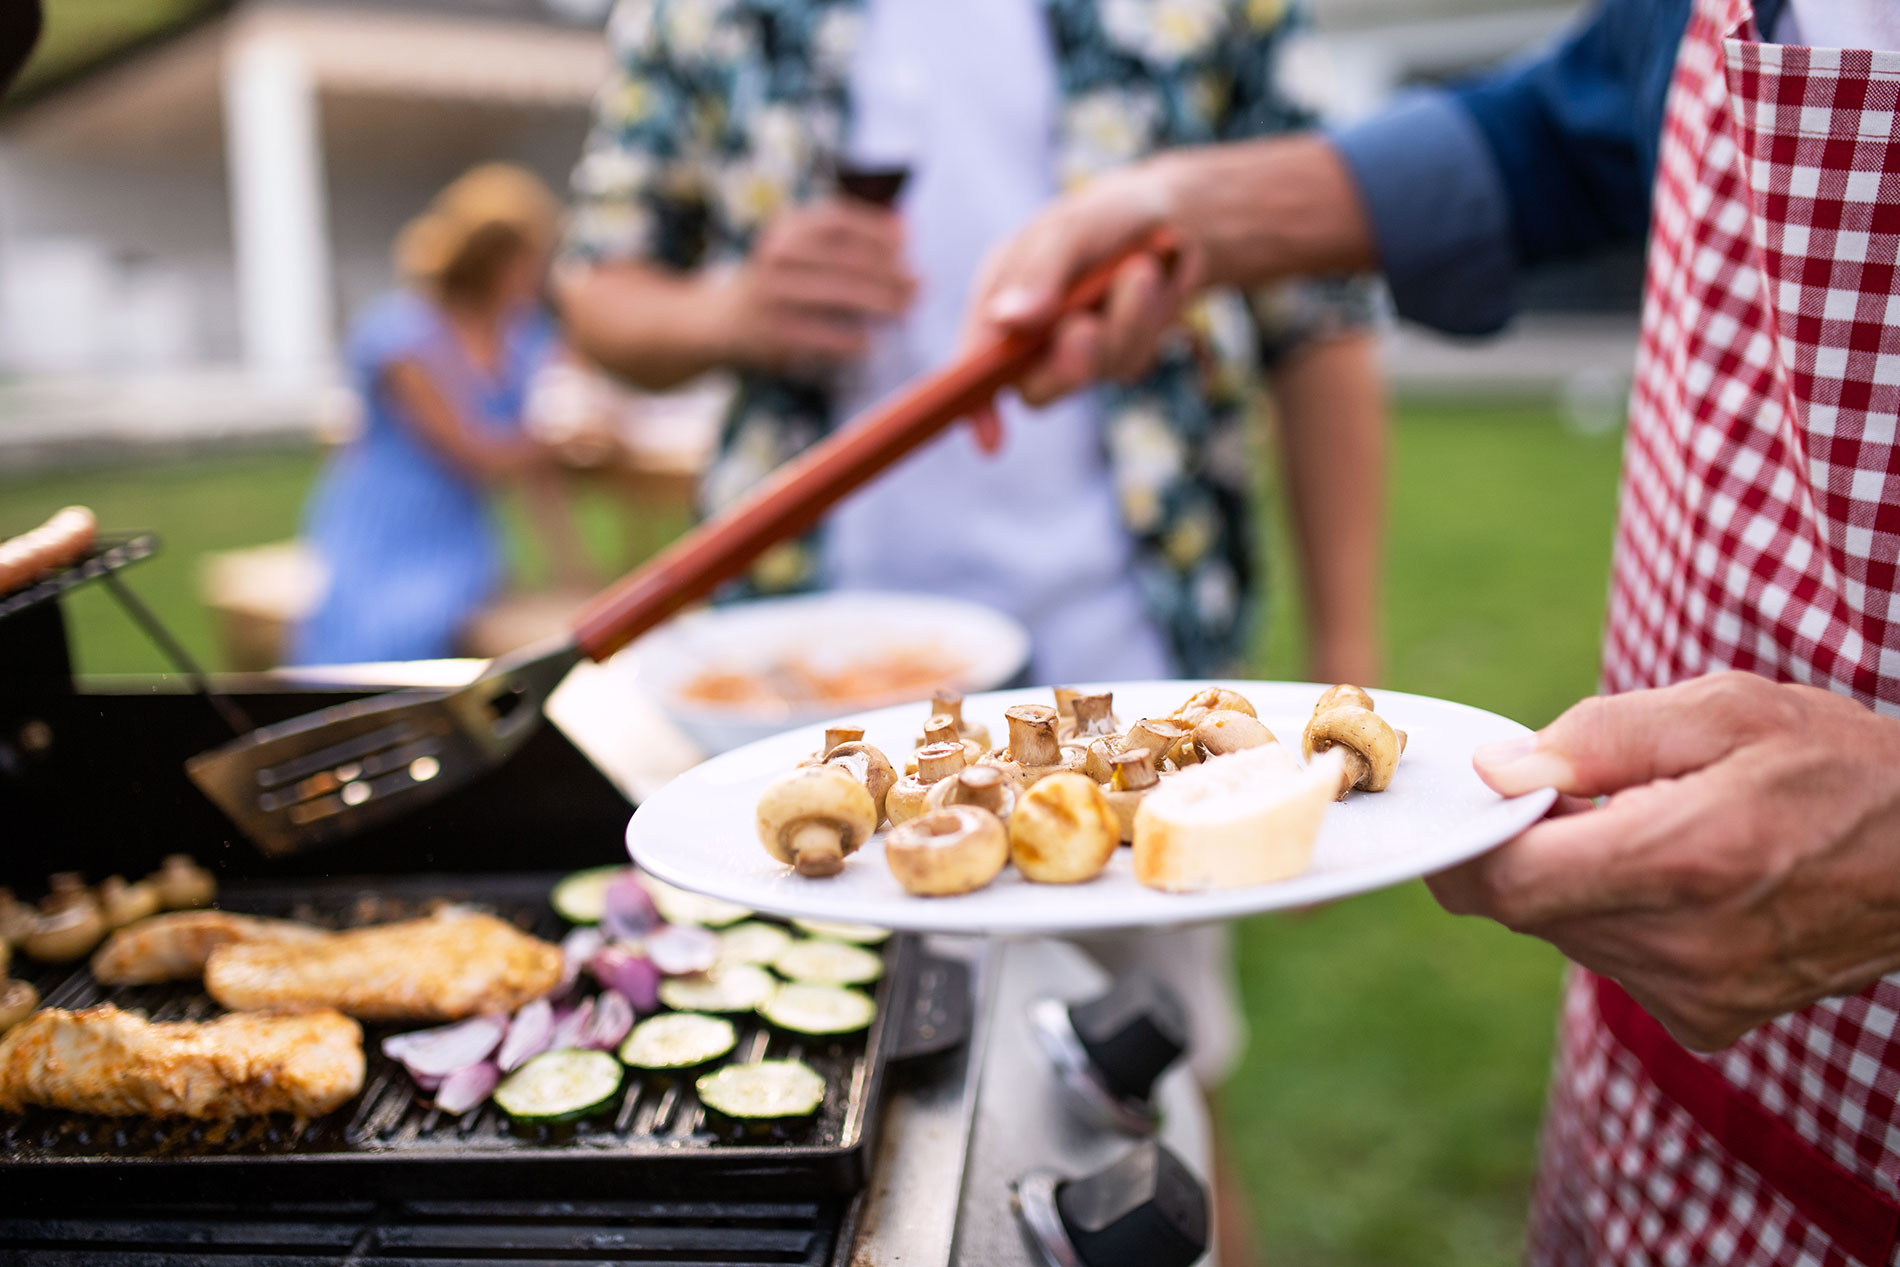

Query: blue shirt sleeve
[1330,0,1690,336]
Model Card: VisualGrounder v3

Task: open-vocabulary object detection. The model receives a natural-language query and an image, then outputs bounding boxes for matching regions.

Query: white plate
[632,591,1030,755]
[626,681,1556,936]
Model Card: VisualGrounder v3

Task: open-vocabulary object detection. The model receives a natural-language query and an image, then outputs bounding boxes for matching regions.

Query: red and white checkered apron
[1531,1,1900,1263]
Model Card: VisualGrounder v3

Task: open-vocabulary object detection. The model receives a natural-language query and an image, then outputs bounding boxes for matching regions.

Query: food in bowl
[678,647,968,711]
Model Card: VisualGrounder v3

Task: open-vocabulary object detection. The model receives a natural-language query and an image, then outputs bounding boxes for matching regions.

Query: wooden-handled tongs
[188,230,1180,854]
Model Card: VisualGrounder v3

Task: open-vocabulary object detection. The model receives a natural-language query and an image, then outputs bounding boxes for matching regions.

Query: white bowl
[633,591,1030,756]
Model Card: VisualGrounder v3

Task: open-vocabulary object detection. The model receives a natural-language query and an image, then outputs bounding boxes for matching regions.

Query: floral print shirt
[566,0,1378,675]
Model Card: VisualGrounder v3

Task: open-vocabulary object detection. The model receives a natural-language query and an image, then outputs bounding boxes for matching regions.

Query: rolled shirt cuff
[1329,91,1518,336]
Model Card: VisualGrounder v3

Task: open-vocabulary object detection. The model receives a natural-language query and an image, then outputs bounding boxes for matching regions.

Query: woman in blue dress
[294,165,574,665]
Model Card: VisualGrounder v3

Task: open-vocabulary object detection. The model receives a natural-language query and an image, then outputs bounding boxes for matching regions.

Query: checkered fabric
[1534,1,1900,1263]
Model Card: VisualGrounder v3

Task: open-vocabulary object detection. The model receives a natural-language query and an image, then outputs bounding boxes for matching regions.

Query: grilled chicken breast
[0,1005,364,1118]
[91,910,328,985]
[204,908,562,1021]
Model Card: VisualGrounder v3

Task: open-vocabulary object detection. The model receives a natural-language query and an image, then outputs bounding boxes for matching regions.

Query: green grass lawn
[0,397,1624,1267]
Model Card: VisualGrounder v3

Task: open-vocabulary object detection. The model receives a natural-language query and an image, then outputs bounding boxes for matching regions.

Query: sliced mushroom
[926,763,1018,821]
[0,979,36,1034]
[1102,748,1161,843]
[888,741,968,826]
[756,764,878,877]
[823,740,897,824]
[150,855,216,910]
[1302,685,1404,799]
[885,805,1010,897]
[1193,710,1277,760]
[1009,771,1119,884]
[98,875,162,930]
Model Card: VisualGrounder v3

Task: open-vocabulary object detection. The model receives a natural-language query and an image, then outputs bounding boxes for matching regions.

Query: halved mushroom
[1009,771,1119,884]
[1102,748,1161,842]
[756,764,878,877]
[0,979,36,1034]
[98,875,162,930]
[926,763,1018,821]
[1302,685,1404,799]
[885,805,1010,897]
[1171,687,1258,729]
[985,704,1081,788]
[823,740,897,825]
[888,741,968,826]
[151,855,216,910]
[1193,710,1276,760]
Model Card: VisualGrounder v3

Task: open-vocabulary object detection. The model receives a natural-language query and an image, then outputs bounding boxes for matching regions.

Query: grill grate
[0,1196,849,1265]
[0,874,905,1201]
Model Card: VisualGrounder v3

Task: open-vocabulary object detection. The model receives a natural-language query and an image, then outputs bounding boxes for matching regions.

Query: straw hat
[394,163,562,289]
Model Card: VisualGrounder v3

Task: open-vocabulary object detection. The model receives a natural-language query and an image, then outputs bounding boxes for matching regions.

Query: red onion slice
[581,989,635,1050]
[557,927,606,994]
[589,943,660,1012]
[434,1061,500,1115]
[548,998,595,1050]
[600,872,660,941]
[496,997,555,1072]
[646,924,720,976]
[383,1015,506,1079]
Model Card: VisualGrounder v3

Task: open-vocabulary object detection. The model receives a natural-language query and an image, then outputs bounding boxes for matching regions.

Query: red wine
[836,165,911,208]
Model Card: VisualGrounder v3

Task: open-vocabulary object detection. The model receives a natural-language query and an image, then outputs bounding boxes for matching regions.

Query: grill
[0,874,941,1203]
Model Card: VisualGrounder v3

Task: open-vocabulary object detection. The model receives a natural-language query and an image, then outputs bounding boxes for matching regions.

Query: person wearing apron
[964,0,1900,1260]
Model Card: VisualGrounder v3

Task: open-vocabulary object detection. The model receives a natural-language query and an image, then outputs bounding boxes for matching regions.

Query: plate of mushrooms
[625,681,1559,935]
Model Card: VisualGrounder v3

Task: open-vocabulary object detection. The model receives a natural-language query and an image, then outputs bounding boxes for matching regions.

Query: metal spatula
[188,231,1177,855]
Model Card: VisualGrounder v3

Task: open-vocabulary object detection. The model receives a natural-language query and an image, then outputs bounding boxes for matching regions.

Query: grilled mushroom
[1009,771,1119,884]
[888,741,968,826]
[22,890,106,963]
[756,764,878,877]
[922,714,985,767]
[984,704,1080,788]
[1062,691,1121,743]
[925,690,991,752]
[1102,748,1161,842]
[1193,710,1276,759]
[823,740,898,824]
[98,875,162,930]
[925,763,1018,821]
[0,888,34,948]
[885,806,1010,897]
[800,724,867,767]
[150,855,216,910]
[1302,685,1405,799]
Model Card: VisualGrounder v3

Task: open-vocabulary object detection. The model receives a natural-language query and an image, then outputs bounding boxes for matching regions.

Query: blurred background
[0,1,1628,1262]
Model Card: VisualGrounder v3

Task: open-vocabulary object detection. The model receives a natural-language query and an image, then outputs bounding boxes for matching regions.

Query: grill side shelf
[0,873,918,1201]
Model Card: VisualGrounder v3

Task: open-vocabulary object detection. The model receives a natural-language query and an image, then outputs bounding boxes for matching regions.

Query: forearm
[1267,331,1386,686]
[1151,135,1379,292]
[557,261,734,392]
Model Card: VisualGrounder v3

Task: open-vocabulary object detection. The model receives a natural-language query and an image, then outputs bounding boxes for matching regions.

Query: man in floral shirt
[558,0,1385,689]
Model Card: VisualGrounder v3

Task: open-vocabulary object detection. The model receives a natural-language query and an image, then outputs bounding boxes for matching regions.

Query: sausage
[0,505,96,594]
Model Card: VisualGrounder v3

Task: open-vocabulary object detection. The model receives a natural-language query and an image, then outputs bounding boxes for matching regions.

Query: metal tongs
[188,231,1179,855]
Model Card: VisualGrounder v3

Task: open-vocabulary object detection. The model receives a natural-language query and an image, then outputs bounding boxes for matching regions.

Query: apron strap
[1594,974,1900,1265]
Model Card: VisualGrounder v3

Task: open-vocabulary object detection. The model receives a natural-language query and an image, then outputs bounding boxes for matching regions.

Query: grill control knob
[1014,1141,1210,1267]
[1068,973,1187,1104]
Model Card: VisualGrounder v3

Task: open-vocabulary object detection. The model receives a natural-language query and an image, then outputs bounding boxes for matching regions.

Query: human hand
[712,199,915,373]
[1426,671,1900,1052]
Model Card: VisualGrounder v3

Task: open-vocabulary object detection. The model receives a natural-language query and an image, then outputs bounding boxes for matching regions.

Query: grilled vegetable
[718,922,793,967]
[772,939,884,987]
[550,866,625,924]
[789,919,891,945]
[758,983,876,1036]
[492,1048,624,1122]
[645,876,752,928]
[0,980,37,1034]
[696,1059,825,1122]
[618,1013,738,1070]
[657,963,776,1014]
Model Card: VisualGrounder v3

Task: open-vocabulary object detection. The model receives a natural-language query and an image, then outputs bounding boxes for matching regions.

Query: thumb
[1473,676,1768,799]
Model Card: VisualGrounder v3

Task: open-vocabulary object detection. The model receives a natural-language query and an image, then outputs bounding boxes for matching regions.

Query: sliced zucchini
[759,983,877,1036]
[619,1013,738,1070]
[493,1048,623,1122]
[697,1059,826,1122]
[718,921,793,967]
[550,866,628,925]
[790,918,892,945]
[772,938,885,987]
[645,875,752,928]
[657,963,776,1013]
